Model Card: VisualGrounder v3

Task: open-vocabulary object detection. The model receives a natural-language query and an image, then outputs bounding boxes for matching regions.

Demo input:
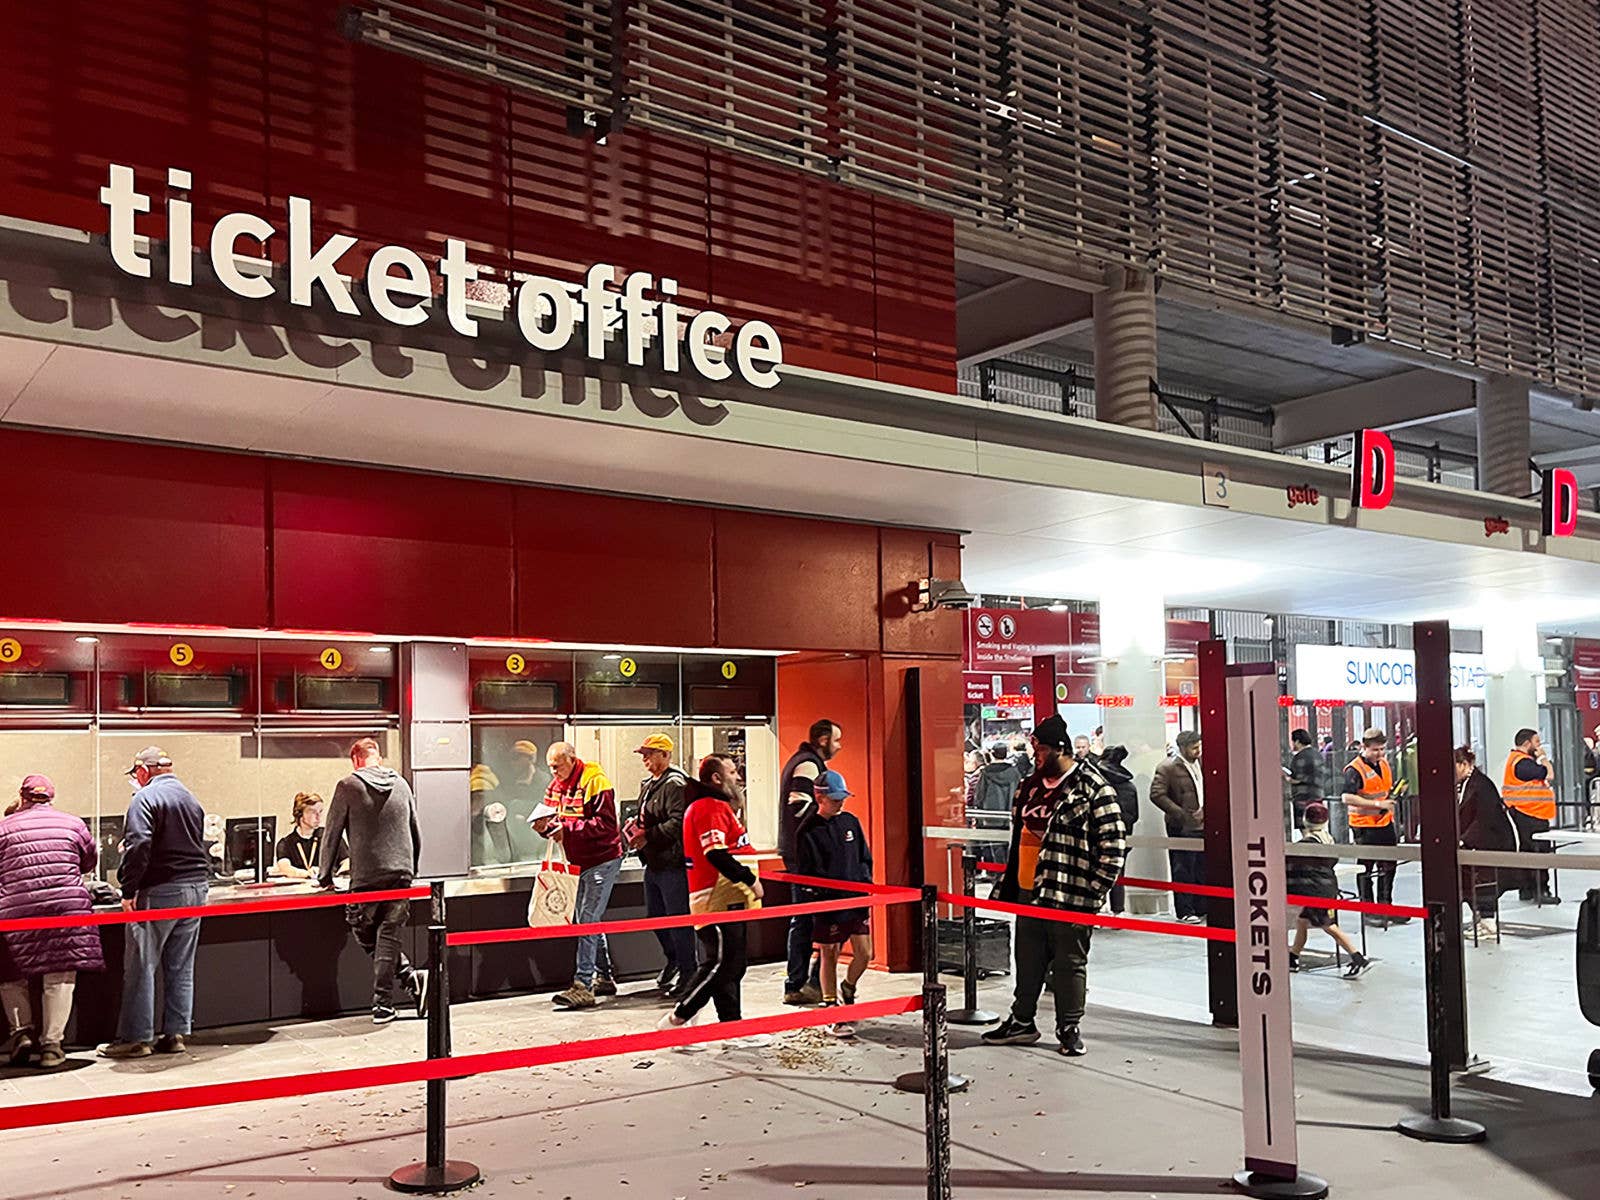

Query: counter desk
[61,857,793,1045]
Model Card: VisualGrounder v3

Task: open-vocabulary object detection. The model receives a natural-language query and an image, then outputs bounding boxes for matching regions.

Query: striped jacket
[1033,762,1128,912]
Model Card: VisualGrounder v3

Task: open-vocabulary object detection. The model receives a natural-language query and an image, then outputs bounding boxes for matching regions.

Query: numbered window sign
[169,642,195,667]
[721,660,738,680]
[319,647,343,671]
[1202,460,1232,509]
[619,657,638,678]
[506,653,528,675]
[0,638,20,664]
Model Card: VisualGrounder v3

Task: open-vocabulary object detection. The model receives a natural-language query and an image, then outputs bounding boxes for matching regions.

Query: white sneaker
[827,1022,858,1039]
[728,1034,774,1049]
[1471,917,1497,939]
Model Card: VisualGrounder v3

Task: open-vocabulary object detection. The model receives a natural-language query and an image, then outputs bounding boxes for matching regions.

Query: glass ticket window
[261,641,398,718]
[97,633,258,726]
[575,651,678,719]
[680,654,777,849]
[0,630,96,870]
[467,648,574,873]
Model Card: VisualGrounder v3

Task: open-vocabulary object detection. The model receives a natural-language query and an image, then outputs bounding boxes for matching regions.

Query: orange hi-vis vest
[1502,750,1556,822]
[1346,755,1394,828]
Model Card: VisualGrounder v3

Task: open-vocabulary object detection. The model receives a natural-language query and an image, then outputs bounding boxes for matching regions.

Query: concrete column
[1096,580,1169,914]
[1475,375,1531,496]
[1482,608,1541,775]
[1092,266,1158,430]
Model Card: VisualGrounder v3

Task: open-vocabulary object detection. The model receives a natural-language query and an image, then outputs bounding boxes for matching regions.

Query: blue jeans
[644,865,698,982]
[785,887,822,993]
[573,857,621,986]
[118,881,208,1043]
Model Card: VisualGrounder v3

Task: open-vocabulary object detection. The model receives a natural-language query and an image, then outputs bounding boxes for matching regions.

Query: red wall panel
[714,512,880,652]
[0,430,268,629]
[514,489,715,646]
[879,529,963,657]
[0,0,956,389]
[270,460,516,637]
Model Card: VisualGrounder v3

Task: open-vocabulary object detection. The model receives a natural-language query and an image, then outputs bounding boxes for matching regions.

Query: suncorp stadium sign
[97,164,784,391]
[1293,644,1509,703]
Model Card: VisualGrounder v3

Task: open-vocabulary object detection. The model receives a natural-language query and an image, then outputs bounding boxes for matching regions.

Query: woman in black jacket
[1287,803,1371,978]
[1456,746,1516,936]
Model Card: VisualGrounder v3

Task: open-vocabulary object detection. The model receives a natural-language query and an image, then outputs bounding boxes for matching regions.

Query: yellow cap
[512,740,539,756]
[469,763,500,792]
[635,733,674,755]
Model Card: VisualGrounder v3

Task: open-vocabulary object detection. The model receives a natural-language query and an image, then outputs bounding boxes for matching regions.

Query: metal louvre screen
[348,0,1600,405]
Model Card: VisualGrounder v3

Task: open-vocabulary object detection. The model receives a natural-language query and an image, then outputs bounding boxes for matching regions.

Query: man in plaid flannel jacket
[983,713,1126,1056]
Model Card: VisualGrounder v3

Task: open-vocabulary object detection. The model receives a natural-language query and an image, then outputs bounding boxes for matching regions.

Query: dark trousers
[1509,810,1553,895]
[1010,910,1093,1030]
[346,897,415,1009]
[1169,848,1206,918]
[676,922,748,1022]
[1108,881,1126,914]
[1353,823,1399,905]
[785,889,821,992]
[644,866,698,982]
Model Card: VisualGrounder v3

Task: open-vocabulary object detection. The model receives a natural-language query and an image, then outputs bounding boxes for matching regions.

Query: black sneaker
[1056,1026,1085,1056]
[1344,954,1373,979]
[153,1033,187,1055]
[410,969,429,1019]
[372,1006,398,1025]
[981,1017,1041,1046]
[656,966,679,994]
[593,975,619,997]
[1289,953,1300,973]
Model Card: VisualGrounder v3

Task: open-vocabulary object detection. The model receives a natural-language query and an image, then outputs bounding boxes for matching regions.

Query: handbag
[697,861,762,915]
[526,839,581,927]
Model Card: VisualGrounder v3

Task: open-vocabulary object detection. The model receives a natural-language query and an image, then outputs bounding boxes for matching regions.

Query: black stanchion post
[896,884,970,1098]
[948,852,998,1026]
[390,882,483,1193]
[1397,902,1486,1144]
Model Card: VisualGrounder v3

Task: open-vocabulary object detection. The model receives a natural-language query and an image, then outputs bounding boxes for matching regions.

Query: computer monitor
[223,816,277,883]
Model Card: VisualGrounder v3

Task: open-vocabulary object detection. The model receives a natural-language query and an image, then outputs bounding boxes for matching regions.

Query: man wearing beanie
[982,714,1126,1056]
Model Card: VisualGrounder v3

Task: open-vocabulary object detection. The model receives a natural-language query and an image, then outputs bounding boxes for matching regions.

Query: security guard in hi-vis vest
[1341,727,1411,926]
[1502,727,1559,903]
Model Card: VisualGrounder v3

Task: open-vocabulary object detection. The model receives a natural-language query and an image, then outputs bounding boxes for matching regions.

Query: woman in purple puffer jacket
[0,774,102,1069]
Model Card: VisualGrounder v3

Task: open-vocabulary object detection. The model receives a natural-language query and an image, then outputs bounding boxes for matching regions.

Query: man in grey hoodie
[320,738,425,1024]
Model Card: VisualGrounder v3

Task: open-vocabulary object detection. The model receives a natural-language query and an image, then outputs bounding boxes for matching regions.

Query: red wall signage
[1351,428,1396,510]
[1285,484,1321,509]
[1484,516,1510,537]
[1543,468,1579,538]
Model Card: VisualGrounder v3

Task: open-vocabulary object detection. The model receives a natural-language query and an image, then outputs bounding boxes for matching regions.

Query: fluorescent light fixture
[75,635,99,645]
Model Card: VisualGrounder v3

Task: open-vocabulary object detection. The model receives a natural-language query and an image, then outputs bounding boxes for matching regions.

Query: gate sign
[1227,665,1301,1182]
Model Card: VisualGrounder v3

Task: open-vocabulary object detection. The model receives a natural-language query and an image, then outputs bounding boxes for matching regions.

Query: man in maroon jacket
[534,742,623,1010]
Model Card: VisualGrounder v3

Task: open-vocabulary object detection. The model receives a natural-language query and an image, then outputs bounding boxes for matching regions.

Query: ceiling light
[1047,602,1070,613]
[603,653,622,661]
[368,645,392,654]
[75,635,99,645]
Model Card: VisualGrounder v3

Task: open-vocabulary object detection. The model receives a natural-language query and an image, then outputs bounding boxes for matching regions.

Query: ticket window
[571,723,681,837]
[679,723,778,849]
[0,631,96,864]
[680,655,777,849]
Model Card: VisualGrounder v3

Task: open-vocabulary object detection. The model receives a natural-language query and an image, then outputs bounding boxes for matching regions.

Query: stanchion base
[1231,1169,1329,1199]
[1397,1114,1487,1144]
[893,1070,970,1094]
[946,1008,999,1026]
[387,1160,483,1194]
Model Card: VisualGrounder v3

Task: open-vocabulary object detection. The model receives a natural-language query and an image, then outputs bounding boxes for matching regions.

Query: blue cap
[818,769,853,800]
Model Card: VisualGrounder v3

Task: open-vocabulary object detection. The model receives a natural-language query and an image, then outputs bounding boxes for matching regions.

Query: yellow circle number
[720,660,738,680]
[506,653,527,675]
[1054,682,1068,702]
[319,647,343,671]
[169,642,195,667]
[0,638,20,664]
[619,657,638,678]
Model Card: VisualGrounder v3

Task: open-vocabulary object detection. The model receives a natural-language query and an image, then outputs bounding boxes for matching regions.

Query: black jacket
[636,767,690,872]
[1289,747,1325,804]
[1286,829,1338,901]
[778,742,827,869]
[1459,768,1516,852]
[1097,745,1140,832]
[973,760,1022,813]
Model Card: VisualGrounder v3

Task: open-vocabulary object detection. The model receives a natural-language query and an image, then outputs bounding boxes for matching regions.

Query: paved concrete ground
[1,962,1596,1199]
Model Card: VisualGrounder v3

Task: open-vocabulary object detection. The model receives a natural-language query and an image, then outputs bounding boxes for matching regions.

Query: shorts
[812,914,871,945]
[1298,906,1336,929]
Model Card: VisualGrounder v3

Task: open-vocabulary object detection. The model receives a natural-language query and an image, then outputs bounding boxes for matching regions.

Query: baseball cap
[512,740,539,756]
[818,769,853,800]
[125,746,172,776]
[469,763,500,793]
[1303,801,1330,827]
[1361,727,1387,745]
[635,733,674,755]
[19,774,54,801]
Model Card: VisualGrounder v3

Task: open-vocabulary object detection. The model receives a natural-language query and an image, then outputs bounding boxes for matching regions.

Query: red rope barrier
[1117,876,1427,920]
[763,870,918,897]
[0,994,922,1131]
[449,888,919,947]
[939,891,1236,942]
[0,886,431,934]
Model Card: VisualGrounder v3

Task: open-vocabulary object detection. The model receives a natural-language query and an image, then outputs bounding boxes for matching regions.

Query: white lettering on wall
[97,163,785,392]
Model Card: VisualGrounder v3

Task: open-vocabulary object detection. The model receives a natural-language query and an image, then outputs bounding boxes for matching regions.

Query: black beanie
[1032,713,1070,751]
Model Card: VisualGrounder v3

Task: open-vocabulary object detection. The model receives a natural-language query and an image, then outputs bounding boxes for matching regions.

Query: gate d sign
[98,164,784,391]
[1350,428,1395,510]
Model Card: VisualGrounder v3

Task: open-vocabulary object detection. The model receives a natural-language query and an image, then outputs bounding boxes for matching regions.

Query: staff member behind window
[1341,728,1409,926]
[273,792,347,880]
[1502,728,1558,903]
